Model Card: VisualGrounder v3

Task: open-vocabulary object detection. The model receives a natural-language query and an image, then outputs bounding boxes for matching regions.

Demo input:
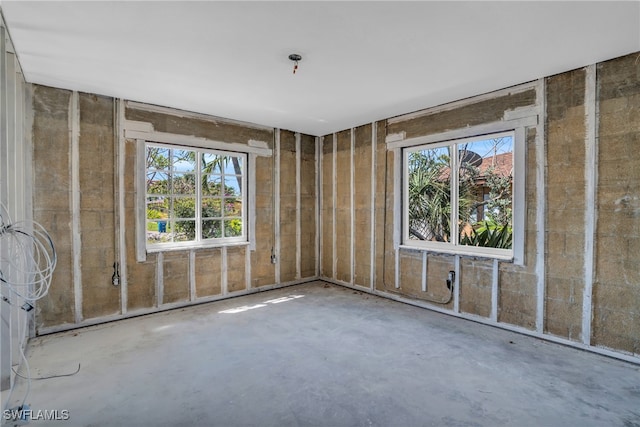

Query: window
[403,131,515,259]
[145,142,246,250]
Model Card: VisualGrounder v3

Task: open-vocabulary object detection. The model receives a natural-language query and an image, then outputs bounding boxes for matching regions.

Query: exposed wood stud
[315,136,320,277]
[221,246,228,296]
[350,128,355,284]
[117,99,128,314]
[189,250,196,302]
[370,122,377,290]
[135,140,147,263]
[332,133,337,279]
[274,129,281,284]
[535,78,546,333]
[296,132,301,280]
[248,154,257,251]
[395,249,400,289]
[421,252,427,292]
[70,91,83,323]
[156,252,163,307]
[491,258,499,322]
[454,255,460,313]
[393,147,401,289]
[245,244,251,290]
[582,64,597,345]
[0,24,11,391]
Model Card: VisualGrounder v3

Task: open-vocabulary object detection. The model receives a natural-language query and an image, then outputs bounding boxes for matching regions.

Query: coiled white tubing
[0,220,57,302]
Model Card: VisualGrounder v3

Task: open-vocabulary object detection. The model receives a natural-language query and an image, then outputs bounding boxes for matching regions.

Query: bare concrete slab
[5,281,640,426]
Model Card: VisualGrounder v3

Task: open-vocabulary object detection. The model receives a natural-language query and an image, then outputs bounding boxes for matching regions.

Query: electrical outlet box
[446,271,455,290]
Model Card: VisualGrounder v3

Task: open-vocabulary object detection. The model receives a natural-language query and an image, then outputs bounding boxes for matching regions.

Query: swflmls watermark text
[3,408,70,422]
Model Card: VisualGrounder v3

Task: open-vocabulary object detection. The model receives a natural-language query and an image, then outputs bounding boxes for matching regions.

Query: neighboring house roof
[437,152,513,182]
[477,152,513,179]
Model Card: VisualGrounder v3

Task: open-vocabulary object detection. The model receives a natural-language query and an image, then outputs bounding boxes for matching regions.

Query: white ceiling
[1,1,639,136]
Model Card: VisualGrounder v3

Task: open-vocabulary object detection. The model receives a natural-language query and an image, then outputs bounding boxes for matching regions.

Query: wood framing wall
[31,89,318,334]
[320,51,640,362]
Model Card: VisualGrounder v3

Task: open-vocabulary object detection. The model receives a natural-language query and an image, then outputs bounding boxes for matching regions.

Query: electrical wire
[12,364,81,381]
[2,290,32,411]
[0,217,57,302]
[1,202,57,411]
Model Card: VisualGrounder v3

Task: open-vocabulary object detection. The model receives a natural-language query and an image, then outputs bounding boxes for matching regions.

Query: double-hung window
[145,142,246,250]
[403,131,516,259]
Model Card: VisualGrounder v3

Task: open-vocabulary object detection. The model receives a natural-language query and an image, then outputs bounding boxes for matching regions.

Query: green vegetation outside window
[145,143,246,248]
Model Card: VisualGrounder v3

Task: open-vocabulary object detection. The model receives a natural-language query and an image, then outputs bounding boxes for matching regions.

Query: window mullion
[242,153,247,239]
[169,149,174,243]
[196,150,202,243]
[450,143,459,246]
[402,149,409,245]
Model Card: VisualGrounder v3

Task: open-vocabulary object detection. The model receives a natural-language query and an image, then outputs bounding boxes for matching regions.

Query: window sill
[399,244,514,262]
[146,240,249,254]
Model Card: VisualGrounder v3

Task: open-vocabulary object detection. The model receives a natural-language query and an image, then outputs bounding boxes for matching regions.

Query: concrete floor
[4,281,640,427]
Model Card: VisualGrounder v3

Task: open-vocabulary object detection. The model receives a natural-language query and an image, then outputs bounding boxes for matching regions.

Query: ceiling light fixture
[288,53,302,74]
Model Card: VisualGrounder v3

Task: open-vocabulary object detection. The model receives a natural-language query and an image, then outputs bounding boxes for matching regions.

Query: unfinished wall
[593,53,640,354]
[320,52,640,361]
[78,93,119,318]
[320,124,384,290]
[31,91,317,333]
[32,87,76,326]
[545,69,586,340]
[322,86,541,323]
[0,20,31,395]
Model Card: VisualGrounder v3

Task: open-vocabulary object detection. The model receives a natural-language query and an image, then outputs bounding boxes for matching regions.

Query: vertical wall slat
[370,122,377,290]
[248,154,257,251]
[156,252,163,307]
[535,78,546,333]
[350,128,355,284]
[117,99,128,314]
[70,91,83,323]
[491,258,499,322]
[454,255,460,313]
[315,136,320,277]
[582,64,597,345]
[245,243,251,290]
[6,52,23,367]
[134,140,146,263]
[0,22,11,392]
[332,133,337,279]
[295,132,301,280]
[274,129,281,283]
[221,246,228,295]
[393,147,400,288]
[421,252,427,292]
[189,250,196,301]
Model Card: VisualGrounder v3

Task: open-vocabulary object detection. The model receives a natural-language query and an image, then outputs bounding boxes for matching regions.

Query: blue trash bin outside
[158,221,167,233]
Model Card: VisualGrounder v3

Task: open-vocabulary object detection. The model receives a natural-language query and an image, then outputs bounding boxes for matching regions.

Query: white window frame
[128,124,272,262]
[143,142,247,252]
[389,117,532,264]
[403,130,516,259]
